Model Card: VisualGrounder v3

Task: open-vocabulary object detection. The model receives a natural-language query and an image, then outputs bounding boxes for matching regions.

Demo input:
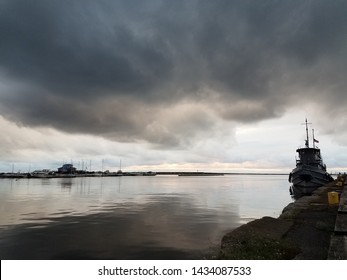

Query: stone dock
[219,176,347,259]
[328,176,347,259]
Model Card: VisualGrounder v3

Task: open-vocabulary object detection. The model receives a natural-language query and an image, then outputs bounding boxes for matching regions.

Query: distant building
[58,164,76,174]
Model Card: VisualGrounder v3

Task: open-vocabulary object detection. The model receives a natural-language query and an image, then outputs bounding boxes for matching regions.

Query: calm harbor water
[0,175,293,259]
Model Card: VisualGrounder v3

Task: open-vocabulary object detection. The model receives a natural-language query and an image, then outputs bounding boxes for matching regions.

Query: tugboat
[289,119,333,197]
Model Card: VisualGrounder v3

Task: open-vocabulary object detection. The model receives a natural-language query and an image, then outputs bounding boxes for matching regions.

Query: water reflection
[60,178,73,189]
[0,175,292,259]
[0,196,239,259]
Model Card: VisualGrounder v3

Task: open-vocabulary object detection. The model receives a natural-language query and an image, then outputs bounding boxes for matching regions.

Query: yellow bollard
[328,191,339,205]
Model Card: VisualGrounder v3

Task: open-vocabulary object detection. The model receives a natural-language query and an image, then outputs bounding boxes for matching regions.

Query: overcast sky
[1,0,347,173]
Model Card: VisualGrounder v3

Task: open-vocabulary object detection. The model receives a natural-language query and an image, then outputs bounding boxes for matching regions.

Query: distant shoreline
[156,172,288,176]
[0,171,289,178]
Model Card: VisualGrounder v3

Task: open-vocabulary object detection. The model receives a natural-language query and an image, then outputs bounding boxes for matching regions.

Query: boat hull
[289,165,333,196]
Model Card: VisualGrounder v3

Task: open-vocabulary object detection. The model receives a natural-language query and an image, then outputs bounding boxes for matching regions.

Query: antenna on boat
[302,118,312,148]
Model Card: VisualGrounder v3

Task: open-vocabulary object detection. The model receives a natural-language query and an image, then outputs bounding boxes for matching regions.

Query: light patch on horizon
[2,108,347,174]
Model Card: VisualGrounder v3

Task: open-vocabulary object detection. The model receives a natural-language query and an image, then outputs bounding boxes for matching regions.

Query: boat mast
[302,118,312,148]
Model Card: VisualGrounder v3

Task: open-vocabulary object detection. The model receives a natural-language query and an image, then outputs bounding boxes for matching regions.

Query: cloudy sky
[1,0,347,173]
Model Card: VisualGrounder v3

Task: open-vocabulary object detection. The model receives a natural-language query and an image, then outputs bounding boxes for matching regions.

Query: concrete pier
[328,176,347,259]
[219,176,345,259]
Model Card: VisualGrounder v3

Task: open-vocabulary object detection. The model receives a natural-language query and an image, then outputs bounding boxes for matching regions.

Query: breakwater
[219,176,346,259]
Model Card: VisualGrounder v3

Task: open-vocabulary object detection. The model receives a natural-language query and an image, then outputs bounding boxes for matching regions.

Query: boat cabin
[296,147,325,169]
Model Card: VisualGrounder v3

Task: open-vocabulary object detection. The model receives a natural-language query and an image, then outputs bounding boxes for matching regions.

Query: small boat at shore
[289,119,333,196]
[30,169,55,178]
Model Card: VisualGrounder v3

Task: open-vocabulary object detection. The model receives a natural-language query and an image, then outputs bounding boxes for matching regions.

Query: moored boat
[289,119,333,196]
[30,169,55,178]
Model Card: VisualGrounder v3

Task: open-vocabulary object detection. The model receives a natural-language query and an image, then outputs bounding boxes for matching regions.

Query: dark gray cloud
[0,0,174,97]
[1,0,347,147]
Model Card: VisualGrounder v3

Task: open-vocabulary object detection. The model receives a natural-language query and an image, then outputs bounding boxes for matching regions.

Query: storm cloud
[1,0,347,148]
